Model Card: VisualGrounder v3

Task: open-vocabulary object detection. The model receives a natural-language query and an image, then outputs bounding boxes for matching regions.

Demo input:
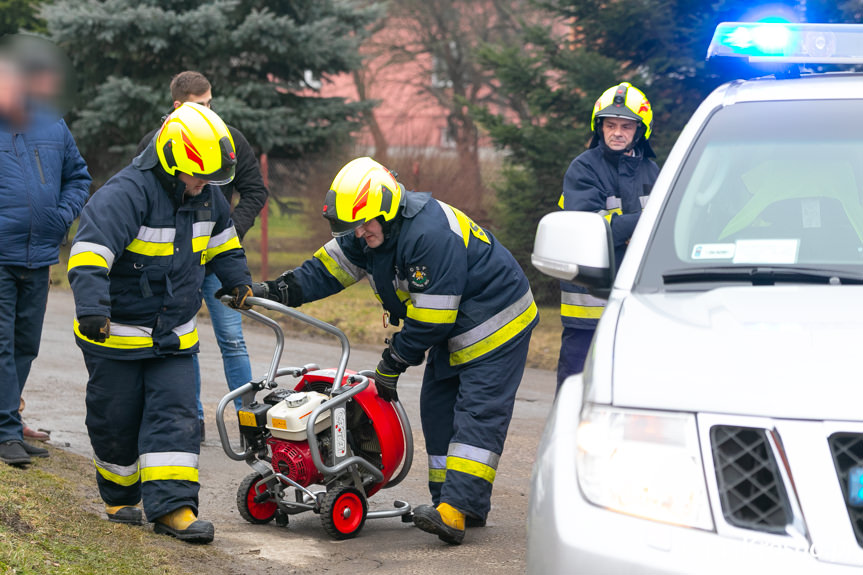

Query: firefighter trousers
[420,332,531,520]
[82,353,200,521]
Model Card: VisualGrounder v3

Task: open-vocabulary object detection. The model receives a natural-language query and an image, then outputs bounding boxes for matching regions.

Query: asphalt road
[24,287,556,574]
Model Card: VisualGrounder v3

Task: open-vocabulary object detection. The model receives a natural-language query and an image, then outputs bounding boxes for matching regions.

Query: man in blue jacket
[68,103,259,544]
[556,82,659,390]
[259,157,537,545]
[0,46,91,466]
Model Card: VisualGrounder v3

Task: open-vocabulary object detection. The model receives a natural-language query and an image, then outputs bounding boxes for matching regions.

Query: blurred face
[0,59,24,118]
[602,117,639,152]
[355,218,384,248]
[178,172,208,196]
[174,89,212,109]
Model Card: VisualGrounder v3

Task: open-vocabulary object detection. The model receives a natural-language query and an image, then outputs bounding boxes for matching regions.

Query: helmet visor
[190,135,236,185]
[329,219,363,237]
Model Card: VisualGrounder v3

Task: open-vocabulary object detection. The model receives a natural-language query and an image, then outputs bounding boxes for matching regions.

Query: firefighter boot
[105,504,143,526]
[153,506,214,544]
[412,502,465,545]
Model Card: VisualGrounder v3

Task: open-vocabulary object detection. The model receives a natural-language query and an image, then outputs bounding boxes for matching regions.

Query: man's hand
[264,271,303,307]
[215,285,255,310]
[78,315,110,342]
[374,344,410,402]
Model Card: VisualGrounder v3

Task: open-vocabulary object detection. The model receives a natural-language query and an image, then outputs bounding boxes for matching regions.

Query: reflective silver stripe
[137,226,175,243]
[94,456,139,477]
[448,289,533,353]
[606,196,622,210]
[139,451,199,469]
[397,277,410,293]
[193,221,215,238]
[110,323,153,337]
[368,276,377,292]
[448,443,500,469]
[439,201,464,240]
[561,291,606,307]
[640,195,649,209]
[70,241,116,269]
[206,226,238,249]
[172,318,197,337]
[428,455,447,470]
[411,293,460,311]
[323,239,366,282]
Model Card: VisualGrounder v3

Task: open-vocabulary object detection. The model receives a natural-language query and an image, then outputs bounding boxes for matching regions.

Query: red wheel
[321,486,367,539]
[237,472,278,524]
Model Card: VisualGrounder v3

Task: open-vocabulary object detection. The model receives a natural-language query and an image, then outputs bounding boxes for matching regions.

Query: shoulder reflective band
[313,239,366,287]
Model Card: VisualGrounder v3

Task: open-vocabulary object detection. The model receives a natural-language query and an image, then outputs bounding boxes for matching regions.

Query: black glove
[78,315,110,342]
[374,344,410,402]
[264,270,303,307]
[215,285,255,310]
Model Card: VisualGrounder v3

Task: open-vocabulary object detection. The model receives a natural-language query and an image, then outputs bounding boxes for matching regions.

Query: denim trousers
[0,266,50,443]
[194,273,252,417]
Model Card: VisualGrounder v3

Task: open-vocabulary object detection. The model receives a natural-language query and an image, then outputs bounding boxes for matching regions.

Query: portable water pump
[215,296,413,539]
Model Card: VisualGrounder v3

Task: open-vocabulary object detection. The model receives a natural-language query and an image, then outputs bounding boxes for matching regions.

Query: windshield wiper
[662,266,863,286]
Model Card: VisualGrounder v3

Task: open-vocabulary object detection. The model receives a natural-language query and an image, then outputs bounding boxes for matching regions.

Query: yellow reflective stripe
[126,238,173,257]
[601,208,623,223]
[74,320,153,349]
[140,466,199,483]
[192,235,210,253]
[314,246,358,288]
[558,193,565,209]
[396,288,411,305]
[94,460,140,487]
[177,328,199,350]
[68,252,108,270]
[429,469,447,483]
[449,301,537,366]
[441,202,490,246]
[561,303,604,319]
[447,456,496,484]
[406,304,458,324]
[203,235,241,262]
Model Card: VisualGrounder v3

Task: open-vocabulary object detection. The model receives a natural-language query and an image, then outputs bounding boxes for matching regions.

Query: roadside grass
[0,446,237,575]
[51,202,562,370]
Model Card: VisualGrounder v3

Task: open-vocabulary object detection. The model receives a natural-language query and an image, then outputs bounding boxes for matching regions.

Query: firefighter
[258,157,538,545]
[556,82,659,390]
[67,103,260,544]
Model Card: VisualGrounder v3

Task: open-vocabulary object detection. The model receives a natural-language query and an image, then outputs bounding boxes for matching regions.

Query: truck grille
[828,432,863,547]
[710,425,790,533]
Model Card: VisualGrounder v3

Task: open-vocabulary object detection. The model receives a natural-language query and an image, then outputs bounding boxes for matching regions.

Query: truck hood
[611,286,863,419]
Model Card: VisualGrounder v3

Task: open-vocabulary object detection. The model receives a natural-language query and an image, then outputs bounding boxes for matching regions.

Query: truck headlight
[576,404,714,530]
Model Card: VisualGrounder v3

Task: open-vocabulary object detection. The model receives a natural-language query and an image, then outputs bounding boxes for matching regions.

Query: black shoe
[199,420,205,444]
[0,440,31,466]
[21,441,49,458]
[412,504,465,545]
[106,505,144,525]
[154,519,214,544]
[466,515,486,528]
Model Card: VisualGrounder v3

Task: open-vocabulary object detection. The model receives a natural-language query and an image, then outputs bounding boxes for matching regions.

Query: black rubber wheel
[320,486,367,540]
[237,472,278,524]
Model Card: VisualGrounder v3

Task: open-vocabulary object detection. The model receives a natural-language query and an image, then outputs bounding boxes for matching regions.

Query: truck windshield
[638,98,863,290]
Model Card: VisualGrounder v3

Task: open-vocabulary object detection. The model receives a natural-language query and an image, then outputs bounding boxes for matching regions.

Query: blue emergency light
[707,22,863,64]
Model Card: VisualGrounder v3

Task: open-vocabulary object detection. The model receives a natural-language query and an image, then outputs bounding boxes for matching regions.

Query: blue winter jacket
[291,191,538,370]
[67,144,252,359]
[558,140,659,329]
[0,112,91,268]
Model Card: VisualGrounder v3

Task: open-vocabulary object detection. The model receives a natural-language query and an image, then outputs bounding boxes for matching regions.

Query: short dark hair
[170,71,211,103]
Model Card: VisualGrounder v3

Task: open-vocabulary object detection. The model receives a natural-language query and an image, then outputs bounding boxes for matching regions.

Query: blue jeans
[0,266,50,443]
[194,273,252,417]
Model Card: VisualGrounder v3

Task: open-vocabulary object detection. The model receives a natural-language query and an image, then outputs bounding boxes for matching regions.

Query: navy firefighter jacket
[291,191,538,370]
[67,145,252,359]
[558,141,659,330]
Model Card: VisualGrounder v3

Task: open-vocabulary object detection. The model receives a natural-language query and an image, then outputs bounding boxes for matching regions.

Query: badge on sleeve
[408,265,430,290]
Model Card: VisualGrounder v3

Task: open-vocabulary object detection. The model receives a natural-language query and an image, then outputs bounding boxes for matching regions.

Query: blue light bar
[707,22,863,64]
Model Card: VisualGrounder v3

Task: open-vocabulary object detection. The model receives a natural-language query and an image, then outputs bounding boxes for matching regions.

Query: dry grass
[0,446,242,575]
